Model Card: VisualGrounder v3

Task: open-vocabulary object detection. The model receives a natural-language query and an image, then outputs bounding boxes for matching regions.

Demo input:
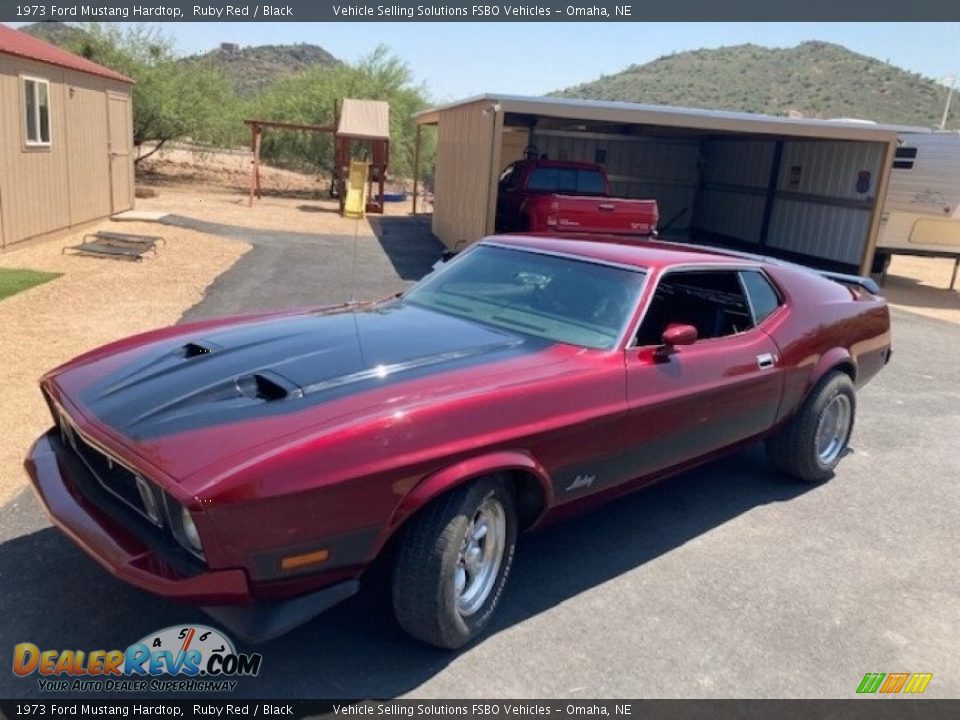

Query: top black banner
[1,0,960,22]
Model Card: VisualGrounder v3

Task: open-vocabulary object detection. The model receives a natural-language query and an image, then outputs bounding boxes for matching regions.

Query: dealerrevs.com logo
[13,625,262,692]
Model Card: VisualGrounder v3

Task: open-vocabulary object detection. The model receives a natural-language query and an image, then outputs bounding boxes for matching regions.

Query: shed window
[893,146,917,170]
[23,77,51,146]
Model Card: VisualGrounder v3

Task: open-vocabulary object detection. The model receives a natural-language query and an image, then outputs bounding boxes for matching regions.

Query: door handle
[757,353,776,370]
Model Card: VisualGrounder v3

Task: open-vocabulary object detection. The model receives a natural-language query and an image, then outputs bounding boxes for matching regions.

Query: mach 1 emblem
[566,474,597,492]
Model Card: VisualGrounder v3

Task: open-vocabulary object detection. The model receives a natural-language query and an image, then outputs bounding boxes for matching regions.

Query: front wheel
[392,476,517,649]
[766,371,856,483]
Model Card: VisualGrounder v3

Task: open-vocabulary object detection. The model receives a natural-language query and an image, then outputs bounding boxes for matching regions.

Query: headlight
[180,506,202,553]
[163,493,205,560]
[135,476,163,526]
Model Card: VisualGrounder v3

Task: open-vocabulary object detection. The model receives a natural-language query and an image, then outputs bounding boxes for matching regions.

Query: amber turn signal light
[279,548,330,571]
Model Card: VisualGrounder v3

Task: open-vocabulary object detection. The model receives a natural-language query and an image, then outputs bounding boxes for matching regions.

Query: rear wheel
[766,371,856,483]
[392,476,517,649]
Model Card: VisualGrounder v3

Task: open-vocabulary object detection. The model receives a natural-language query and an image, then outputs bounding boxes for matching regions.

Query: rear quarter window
[740,271,781,323]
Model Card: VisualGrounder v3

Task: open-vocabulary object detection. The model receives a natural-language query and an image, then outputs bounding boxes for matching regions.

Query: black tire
[392,476,517,649]
[766,371,856,483]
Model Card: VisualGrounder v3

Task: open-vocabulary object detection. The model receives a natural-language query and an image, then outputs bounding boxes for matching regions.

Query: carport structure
[413,95,900,275]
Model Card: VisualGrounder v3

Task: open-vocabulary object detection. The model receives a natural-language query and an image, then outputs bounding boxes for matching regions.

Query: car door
[618,268,785,481]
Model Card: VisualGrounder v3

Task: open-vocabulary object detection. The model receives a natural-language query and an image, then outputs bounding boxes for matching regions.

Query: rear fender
[809,347,856,392]
[376,451,553,552]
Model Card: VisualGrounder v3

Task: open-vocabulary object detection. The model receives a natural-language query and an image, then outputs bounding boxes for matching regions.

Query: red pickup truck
[495,159,659,236]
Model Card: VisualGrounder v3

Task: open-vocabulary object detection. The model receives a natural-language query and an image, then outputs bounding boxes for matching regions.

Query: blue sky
[12,22,960,101]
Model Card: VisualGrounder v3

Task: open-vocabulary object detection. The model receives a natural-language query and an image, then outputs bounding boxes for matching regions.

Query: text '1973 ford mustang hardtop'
[26,235,891,648]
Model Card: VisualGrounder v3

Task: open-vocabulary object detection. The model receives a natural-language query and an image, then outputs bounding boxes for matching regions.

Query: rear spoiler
[818,270,881,295]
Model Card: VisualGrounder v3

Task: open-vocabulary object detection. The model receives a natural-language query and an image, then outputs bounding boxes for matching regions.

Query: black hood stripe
[79,302,549,440]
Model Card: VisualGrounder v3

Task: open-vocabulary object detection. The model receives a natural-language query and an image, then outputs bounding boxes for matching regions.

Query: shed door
[107,93,132,213]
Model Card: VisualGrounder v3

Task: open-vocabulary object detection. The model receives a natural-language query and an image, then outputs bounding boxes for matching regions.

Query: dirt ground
[136,142,327,197]
[0,220,249,505]
[134,185,426,236]
[881,254,960,325]
[134,141,427,234]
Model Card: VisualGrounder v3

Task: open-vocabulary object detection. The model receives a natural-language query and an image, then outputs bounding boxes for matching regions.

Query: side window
[740,271,782,324]
[23,77,51,146]
[636,271,754,346]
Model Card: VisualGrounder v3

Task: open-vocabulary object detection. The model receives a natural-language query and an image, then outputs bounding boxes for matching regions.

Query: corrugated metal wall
[696,139,773,244]
[767,140,885,265]
[431,100,497,250]
[0,53,132,247]
[694,137,885,266]
[426,103,892,270]
[530,130,700,232]
[500,127,530,169]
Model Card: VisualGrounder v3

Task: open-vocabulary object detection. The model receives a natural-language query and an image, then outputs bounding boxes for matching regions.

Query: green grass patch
[0,268,62,301]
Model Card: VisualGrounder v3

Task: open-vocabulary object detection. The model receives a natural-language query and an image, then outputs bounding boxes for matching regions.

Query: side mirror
[431,250,458,273]
[654,323,697,359]
[661,323,697,346]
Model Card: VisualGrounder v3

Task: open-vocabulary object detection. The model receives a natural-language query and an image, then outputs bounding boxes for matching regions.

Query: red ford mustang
[25,236,891,649]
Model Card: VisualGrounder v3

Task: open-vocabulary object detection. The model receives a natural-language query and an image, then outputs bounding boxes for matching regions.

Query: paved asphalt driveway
[1,221,957,699]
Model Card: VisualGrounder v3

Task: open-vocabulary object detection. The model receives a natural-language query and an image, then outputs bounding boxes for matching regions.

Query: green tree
[72,24,241,162]
[249,45,434,181]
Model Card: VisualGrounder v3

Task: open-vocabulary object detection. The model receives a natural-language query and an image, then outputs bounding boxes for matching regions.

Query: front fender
[376,450,554,552]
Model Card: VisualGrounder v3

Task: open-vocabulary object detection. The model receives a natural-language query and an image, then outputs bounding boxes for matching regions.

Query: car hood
[72,301,540,443]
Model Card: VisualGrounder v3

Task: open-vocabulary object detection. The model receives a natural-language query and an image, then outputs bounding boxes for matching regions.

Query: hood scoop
[177,340,220,359]
[236,372,302,402]
[81,303,539,440]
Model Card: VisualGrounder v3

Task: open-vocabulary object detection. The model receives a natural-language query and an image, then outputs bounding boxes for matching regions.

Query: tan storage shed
[0,24,134,249]
[415,94,901,276]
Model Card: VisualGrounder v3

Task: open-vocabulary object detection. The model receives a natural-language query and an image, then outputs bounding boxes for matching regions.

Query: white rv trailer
[874,129,960,288]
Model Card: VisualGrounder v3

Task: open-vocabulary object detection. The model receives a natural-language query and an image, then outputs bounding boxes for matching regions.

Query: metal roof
[415,93,908,142]
[0,23,133,84]
[337,98,390,140]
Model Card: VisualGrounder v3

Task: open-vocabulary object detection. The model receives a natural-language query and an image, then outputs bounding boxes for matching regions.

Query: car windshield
[405,245,645,349]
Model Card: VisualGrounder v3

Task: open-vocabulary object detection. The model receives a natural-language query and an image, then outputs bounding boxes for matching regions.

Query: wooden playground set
[245,98,392,218]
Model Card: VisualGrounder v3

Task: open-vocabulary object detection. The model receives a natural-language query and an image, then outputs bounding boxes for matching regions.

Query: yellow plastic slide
[343,161,370,219]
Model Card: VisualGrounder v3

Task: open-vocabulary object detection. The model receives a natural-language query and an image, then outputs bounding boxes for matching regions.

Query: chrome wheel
[815,394,852,464]
[454,497,506,617]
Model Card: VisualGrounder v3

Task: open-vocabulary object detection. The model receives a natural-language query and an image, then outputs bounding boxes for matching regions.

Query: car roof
[511,159,602,170]
[483,234,757,272]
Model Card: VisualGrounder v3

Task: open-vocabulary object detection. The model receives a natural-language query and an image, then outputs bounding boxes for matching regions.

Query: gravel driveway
[0,222,247,507]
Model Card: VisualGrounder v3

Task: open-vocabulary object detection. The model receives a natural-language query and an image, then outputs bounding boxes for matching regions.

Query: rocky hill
[183,42,340,97]
[555,42,955,129]
[17,21,88,48]
[18,23,339,97]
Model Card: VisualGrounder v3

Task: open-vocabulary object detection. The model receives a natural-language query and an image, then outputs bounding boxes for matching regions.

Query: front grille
[52,403,163,528]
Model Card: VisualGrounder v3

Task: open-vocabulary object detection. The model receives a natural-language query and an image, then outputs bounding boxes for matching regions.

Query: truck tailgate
[540,195,659,236]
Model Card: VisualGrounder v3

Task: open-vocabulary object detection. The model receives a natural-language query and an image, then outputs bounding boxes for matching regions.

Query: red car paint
[495,159,659,236]
[25,235,891,634]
